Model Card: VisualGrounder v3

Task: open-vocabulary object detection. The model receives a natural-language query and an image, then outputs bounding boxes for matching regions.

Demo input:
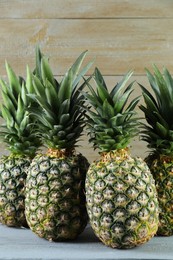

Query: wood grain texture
[0,18,173,76]
[0,0,172,18]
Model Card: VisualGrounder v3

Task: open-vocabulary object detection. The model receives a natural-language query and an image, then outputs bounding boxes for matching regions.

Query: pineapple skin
[25,152,89,241]
[148,155,173,236]
[0,156,30,227]
[86,150,159,249]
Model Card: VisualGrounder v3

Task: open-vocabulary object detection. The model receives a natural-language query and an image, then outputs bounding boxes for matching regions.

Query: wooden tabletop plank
[0,224,173,260]
[0,18,172,76]
[0,0,173,19]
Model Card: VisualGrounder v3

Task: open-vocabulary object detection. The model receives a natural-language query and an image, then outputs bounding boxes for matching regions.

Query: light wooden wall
[0,0,173,161]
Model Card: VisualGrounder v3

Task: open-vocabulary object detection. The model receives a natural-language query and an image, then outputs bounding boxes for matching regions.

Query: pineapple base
[0,156,30,227]
[148,154,173,236]
[25,151,89,241]
[86,150,159,249]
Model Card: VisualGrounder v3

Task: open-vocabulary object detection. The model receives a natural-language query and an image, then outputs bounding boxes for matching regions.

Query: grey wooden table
[0,224,172,260]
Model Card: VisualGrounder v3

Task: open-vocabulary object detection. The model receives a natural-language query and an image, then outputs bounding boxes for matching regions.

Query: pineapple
[25,50,93,241]
[84,68,159,248]
[0,63,40,227]
[140,65,173,236]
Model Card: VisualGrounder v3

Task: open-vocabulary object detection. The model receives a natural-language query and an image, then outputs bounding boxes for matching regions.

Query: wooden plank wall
[0,0,173,161]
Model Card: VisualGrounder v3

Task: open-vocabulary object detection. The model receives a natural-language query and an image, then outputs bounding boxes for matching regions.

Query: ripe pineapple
[25,50,93,241]
[0,63,40,227]
[140,65,173,236]
[85,68,159,248]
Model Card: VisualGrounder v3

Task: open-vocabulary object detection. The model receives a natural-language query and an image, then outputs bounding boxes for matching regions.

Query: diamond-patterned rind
[0,156,30,227]
[25,153,89,241]
[86,152,159,249]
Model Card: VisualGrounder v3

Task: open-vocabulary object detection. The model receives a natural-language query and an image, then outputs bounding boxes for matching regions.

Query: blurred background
[0,0,173,161]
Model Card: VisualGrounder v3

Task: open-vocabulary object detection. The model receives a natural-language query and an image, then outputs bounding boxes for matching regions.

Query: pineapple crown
[29,49,93,150]
[139,65,173,156]
[0,62,41,157]
[33,45,46,81]
[84,68,140,152]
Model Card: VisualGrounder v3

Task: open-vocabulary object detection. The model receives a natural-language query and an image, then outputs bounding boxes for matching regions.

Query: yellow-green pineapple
[25,50,93,241]
[85,68,159,248]
[140,65,173,236]
[0,63,40,227]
